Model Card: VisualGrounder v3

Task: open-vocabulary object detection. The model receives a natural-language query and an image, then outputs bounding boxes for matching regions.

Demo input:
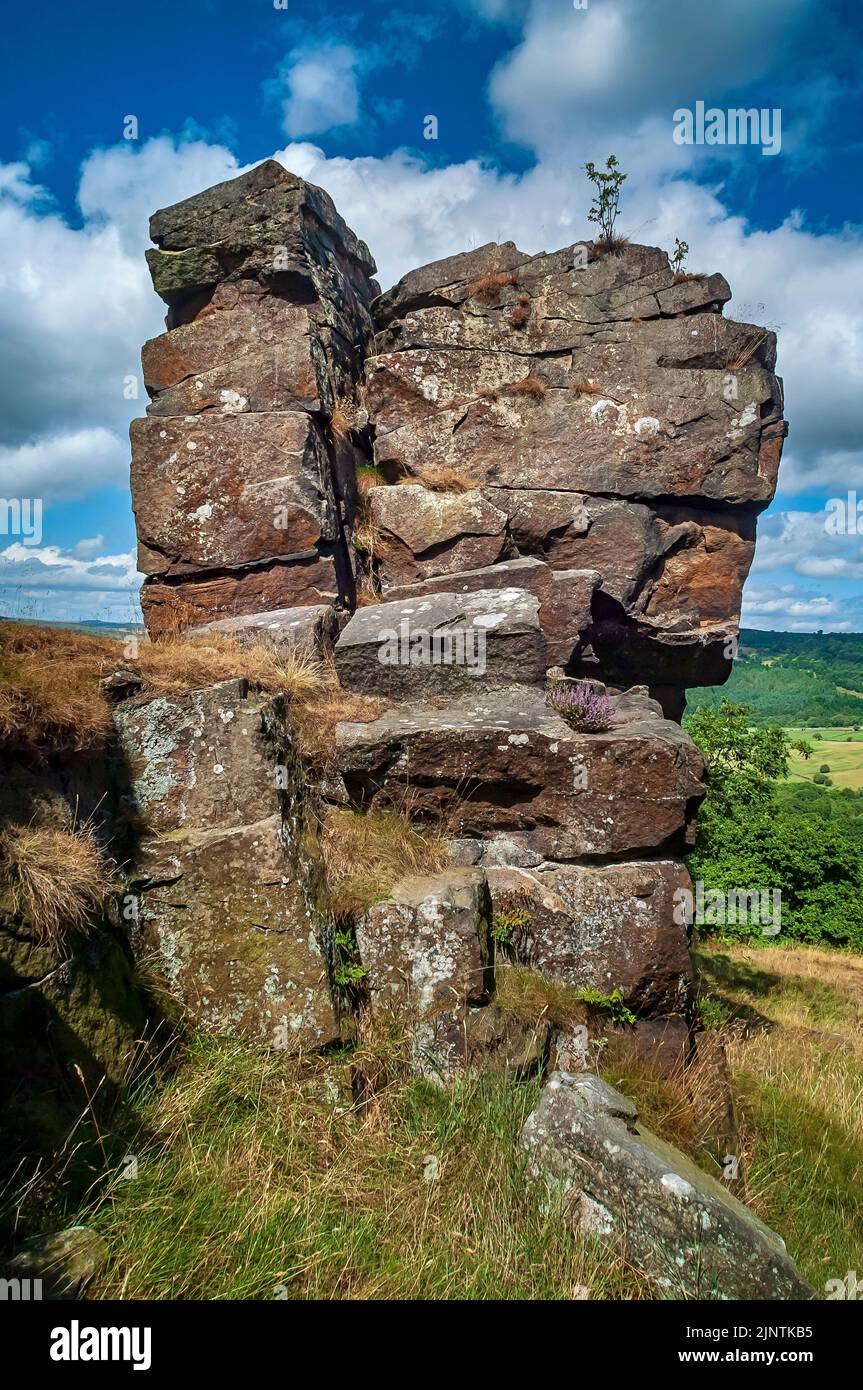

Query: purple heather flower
[545,682,617,732]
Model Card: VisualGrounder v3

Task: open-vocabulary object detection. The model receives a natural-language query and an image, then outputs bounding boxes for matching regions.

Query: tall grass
[73,1036,649,1300]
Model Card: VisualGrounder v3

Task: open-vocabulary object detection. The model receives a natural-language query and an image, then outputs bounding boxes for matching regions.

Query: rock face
[520,1073,814,1300]
[132,160,379,637]
[364,238,784,698]
[335,686,704,861]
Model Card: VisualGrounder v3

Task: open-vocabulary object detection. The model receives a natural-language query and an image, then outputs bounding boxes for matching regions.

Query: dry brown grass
[0,621,118,752]
[725,332,769,372]
[0,621,384,770]
[397,465,479,493]
[509,302,530,329]
[0,820,113,948]
[465,269,517,301]
[570,379,603,396]
[673,271,705,284]
[591,235,629,258]
[289,665,389,769]
[499,375,546,400]
[320,805,450,917]
[329,402,352,440]
[130,633,322,700]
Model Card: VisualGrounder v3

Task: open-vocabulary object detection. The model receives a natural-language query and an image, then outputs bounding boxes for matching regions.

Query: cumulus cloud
[266,44,364,139]
[488,0,819,156]
[753,510,863,581]
[742,581,851,632]
[0,428,128,503]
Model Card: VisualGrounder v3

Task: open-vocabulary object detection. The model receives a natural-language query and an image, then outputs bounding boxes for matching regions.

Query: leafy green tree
[685,701,863,948]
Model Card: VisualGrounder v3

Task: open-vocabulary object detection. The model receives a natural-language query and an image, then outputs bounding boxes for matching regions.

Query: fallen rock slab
[520,1072,814,1300]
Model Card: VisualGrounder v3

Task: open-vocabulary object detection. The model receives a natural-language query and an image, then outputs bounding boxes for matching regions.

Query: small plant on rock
[545,681,617,732]
[671,237,689,278]
[585,155,626,250]
[574,986,636,1026]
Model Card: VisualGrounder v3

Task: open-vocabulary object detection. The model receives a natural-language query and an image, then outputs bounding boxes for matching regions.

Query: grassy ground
[57,1042,650,1301]
[694,941,863,1290]
[785,726,863,789]
[13,941,853,1301]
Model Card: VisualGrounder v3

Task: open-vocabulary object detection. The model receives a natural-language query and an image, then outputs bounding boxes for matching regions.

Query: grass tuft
[0,820,113,947]
[465,270,517,301]
[321,806,450,917]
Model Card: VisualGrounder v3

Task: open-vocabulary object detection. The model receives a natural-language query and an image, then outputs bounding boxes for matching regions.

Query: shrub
[671,236,689,276]
[545,682,616,732]
[820,764,831,773]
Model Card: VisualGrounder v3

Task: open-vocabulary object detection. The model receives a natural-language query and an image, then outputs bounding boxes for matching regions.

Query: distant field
[786,727,863,790]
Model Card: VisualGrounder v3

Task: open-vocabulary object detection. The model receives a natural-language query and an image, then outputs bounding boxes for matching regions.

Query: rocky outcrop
[520,1073,813,1300]
[364,239,784,700]
[133,160,379,636]
[115,680,338,1049]
[115,164,800,1298]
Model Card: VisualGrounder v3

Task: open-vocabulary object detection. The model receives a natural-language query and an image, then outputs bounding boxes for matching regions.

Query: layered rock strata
[133,160,379,636]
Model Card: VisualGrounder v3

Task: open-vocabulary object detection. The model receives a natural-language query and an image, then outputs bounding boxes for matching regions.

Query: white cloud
[266,44,363,139]
[753,510,863,581]
[489,0,817,156]
[73,534,105,559]
[742,582,850,631]
[0,428,128,502]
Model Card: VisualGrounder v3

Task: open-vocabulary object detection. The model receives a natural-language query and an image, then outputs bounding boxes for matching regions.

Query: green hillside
[686,630,863,726]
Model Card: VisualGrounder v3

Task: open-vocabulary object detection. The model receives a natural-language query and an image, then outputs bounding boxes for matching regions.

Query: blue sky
[1,0,861,628]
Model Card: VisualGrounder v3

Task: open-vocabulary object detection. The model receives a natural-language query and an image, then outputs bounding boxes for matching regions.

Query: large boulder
[520,1072,814,1300]
[113,679,279,835]
[369,485,511,587]
[355,868,493,1081]
[131,817,338,1049]
[486,860,694,1016]
[115,681,339,1050]
[366,239,784,690]
[335,686,705,861]
[134,161,379,637]
[385,556,599,670]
